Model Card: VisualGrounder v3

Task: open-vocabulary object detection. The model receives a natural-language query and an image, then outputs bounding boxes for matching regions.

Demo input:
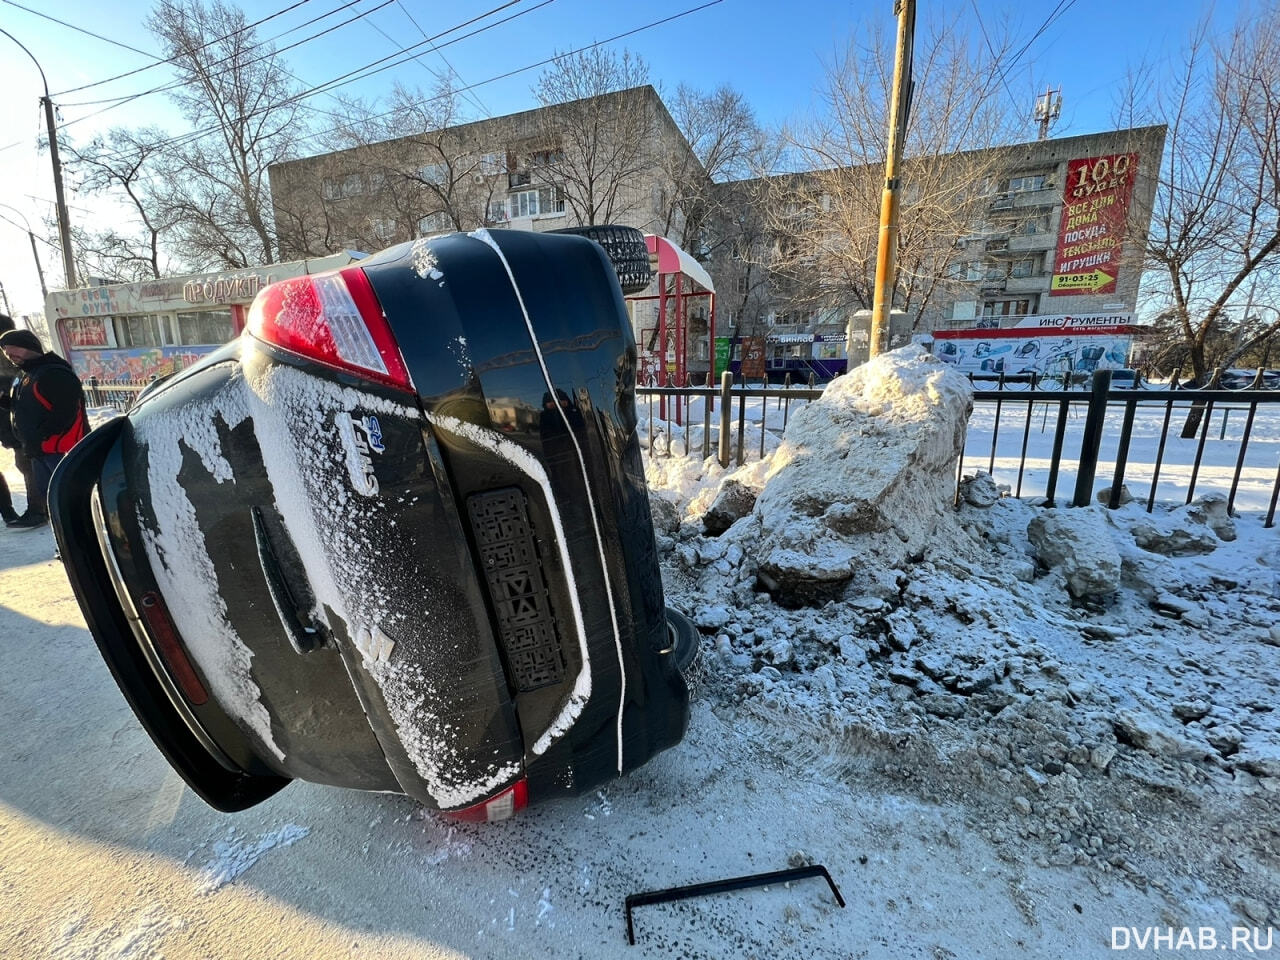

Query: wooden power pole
[869,0,916,358]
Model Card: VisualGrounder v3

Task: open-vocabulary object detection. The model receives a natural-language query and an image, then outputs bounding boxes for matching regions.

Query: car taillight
[246,267,413,392]
[139,591,209,706]
[445,780,528,822]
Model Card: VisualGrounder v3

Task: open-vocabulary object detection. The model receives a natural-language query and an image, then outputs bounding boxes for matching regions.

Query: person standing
[0,328,89,530]
[0,315,21,524]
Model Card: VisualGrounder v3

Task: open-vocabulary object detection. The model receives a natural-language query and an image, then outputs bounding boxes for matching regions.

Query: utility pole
[42,94,76,289]
[869,0,915,358]
[0,203,48,299]
[1035,86,1062,141]
[1,30,77,291]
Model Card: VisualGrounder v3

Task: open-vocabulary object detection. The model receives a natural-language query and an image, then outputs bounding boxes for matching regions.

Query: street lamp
[0,28,76,290]
[0,202,49,300]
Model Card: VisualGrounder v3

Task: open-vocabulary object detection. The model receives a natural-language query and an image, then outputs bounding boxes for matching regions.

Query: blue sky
[0,0,1236,314]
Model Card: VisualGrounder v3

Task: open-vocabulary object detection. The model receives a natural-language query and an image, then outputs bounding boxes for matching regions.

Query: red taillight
[445,779,528,822]
[139,591,209,706]
[246,266,413,392]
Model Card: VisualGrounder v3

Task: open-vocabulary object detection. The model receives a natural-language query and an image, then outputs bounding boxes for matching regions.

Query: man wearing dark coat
[0,328,89,529]
[0,315,21,524]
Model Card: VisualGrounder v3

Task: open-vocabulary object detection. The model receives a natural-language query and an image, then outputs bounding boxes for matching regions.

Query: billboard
[740,336,767,379]
[1050,152,1139,297]
[932,314,1138,379]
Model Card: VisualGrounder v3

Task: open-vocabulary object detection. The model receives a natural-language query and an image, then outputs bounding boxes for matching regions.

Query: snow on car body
[50,229,690,820]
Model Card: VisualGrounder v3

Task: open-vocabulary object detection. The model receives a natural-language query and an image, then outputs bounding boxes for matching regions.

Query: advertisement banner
[1050,152,1139,297]
[68,345,216,382]
[713,337,731,378]
[63,317,108,347]
[740,336,767,379]
[932,334,1133,379]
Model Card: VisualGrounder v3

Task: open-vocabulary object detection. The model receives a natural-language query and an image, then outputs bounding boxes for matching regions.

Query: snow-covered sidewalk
[2,355,1278,957]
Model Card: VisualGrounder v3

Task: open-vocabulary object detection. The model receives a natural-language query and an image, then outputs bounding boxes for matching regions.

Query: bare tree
[64,127,179,281]
[146,0,308,268]
[658,83,764,254]
[768,14,1024,329]
[530,49,655,225]
[274,79,503,256]
[1120,7,1280,386]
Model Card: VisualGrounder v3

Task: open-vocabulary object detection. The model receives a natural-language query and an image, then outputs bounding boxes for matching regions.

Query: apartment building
[270,88,1164,382]
[269,85,701,259]
[710,124,1165,379]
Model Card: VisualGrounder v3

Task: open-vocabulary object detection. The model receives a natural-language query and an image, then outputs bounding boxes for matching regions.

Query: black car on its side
[50,228,691,821]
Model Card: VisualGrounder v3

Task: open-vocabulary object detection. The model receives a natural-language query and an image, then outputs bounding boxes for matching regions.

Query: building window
[537,185,565,216]
[530,147,564,167]
[114,314,163,348]
[982,298,1033,317]
[510,189,540,217]
[1007,173,1049,193]
[1010,257,1037,279]
[370,217,397,241]
[177,309,234,346]
[323,173,365,200]
[478,153,504,175]
[1019,213,1052,235]
[695,340,709,361]
[486,201,509,223]
[735,276,749,295]
[418,162,449,186]
[418,211,452,235]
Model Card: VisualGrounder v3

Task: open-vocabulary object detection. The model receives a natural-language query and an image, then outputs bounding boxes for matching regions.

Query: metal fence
[637,370,1280,528]
[84,376,151,413]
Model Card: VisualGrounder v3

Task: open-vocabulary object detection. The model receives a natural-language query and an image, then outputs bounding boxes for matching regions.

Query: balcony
[1008,233,1056,253]
[1005,274,1050,294]
[1011,187,1060,208]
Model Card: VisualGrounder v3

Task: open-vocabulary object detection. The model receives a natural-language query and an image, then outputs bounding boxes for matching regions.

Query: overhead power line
[73,0,557,163]
[6,0,316,97]
[60,0,403,113]
[74,0,722,187]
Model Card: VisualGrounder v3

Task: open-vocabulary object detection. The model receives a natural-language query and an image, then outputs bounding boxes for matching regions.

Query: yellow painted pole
[870,0,915,357]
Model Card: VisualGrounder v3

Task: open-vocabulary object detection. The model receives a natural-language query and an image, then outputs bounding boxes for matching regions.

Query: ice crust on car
[242,362,525,808]
[426,412,593,757]
[132,373,284,761]
[136,355,524,808]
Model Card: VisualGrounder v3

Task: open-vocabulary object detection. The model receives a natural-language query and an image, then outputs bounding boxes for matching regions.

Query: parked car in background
[1219,368,1280,390]
[50,227,695,821]
[1108,368,1143,389]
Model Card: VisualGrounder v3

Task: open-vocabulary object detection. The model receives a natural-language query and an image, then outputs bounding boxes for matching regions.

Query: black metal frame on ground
[624,864,846,945]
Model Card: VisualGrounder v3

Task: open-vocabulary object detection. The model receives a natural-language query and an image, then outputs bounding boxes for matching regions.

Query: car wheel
[551,225,653,294]
[664,606,701,676]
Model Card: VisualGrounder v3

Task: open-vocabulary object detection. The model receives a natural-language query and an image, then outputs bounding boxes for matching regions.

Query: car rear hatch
[52,228,687,818]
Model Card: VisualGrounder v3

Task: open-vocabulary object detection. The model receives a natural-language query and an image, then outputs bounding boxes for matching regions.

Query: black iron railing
[637,370,1280,528]
[84,376,152,413]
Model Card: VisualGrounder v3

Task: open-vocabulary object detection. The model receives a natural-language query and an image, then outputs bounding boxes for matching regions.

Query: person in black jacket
[0,315,21,524]
[0,328,89,530]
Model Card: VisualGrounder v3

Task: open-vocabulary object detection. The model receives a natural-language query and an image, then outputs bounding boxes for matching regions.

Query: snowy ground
[1,373,1278,957]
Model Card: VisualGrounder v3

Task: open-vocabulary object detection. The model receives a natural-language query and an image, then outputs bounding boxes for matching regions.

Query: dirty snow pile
[645,346,1280,925]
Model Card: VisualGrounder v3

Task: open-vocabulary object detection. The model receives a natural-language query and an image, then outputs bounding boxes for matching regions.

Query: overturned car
[51,228,691,821]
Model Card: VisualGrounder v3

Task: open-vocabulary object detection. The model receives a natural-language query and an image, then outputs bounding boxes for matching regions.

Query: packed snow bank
[646,350,1280,928]
[746,347,972,604]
